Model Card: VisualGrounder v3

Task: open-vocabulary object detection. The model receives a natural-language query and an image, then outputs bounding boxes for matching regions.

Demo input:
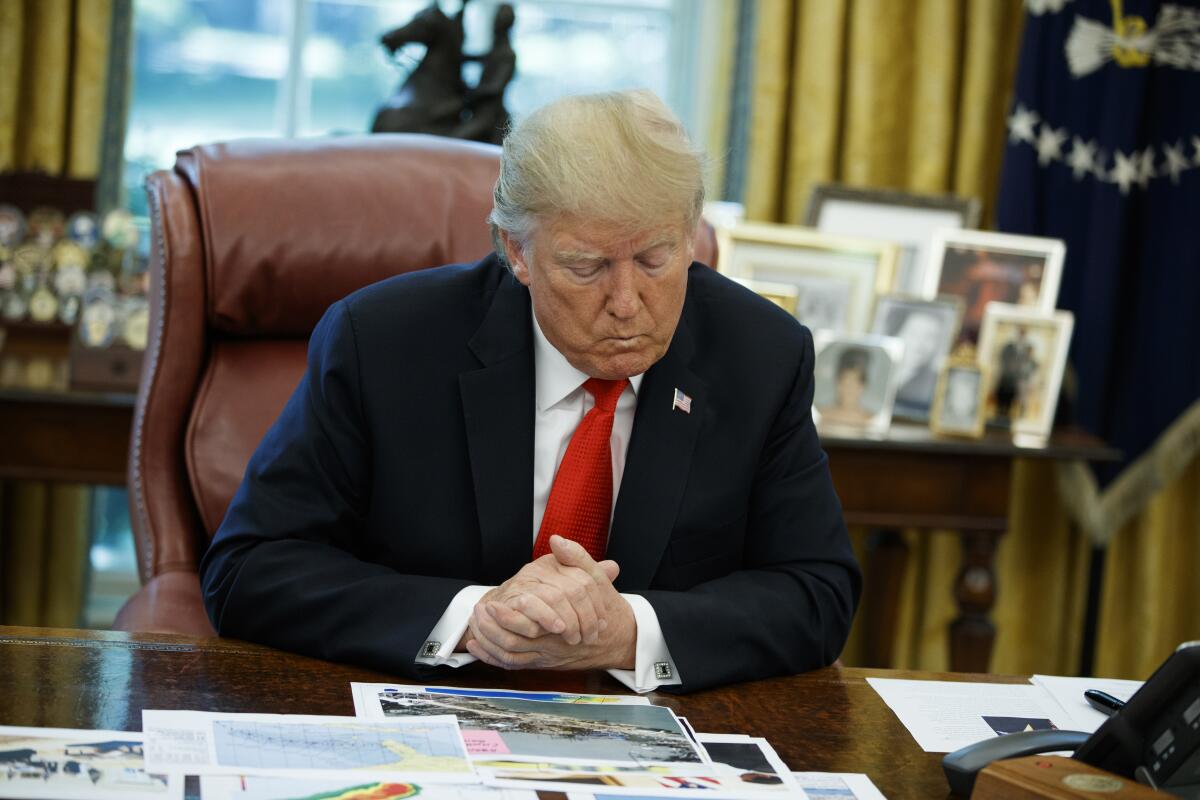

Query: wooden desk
[822,425,1119,674]
[0,626,1027,800]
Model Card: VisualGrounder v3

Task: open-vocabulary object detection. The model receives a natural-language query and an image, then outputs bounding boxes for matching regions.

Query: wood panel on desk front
[0,626,1033,800]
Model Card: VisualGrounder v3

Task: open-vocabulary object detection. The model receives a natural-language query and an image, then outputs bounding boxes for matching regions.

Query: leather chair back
[119,134,717,635]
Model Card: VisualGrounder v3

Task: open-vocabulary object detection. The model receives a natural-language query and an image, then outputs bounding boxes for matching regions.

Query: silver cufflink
[421,640,441,657]
[654,662,672,679]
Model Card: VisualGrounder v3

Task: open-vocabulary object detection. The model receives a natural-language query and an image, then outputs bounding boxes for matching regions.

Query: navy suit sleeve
[199,299,470,676]
[640,328,860,692]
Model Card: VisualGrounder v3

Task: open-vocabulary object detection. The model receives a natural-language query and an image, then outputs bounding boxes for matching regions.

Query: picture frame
[929,357,989,439]
[811,330,905,436]
[717,222,899,334]
[976,302,1075,439]
[922,229,1066,347]
[805,184,980,295]
[869,294,965,422]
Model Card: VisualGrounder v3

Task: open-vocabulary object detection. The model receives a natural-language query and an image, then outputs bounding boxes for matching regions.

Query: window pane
[84,488,140,629]
[480,1,672,117]
[124,0,294,215]
[304,0,428,136]
[302,0,674,137]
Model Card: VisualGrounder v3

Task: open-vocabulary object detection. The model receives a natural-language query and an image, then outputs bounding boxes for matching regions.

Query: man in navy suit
[200,90,860,693]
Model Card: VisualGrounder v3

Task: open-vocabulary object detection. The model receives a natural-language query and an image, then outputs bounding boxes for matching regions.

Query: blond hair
[489,89,705,260]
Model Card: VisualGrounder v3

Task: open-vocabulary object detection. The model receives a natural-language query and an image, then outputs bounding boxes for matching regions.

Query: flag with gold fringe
[996,0,1200,542]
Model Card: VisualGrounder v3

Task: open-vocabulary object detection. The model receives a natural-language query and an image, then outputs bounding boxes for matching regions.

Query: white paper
[0,726,182,800]
[142,711,474,781]
[866,678,1076,753]
[792,772,887,800]
[197,775,531,800]
[1031,674,1143,732]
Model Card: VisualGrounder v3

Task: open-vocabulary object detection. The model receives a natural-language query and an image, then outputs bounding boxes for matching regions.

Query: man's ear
[500,230,531,287]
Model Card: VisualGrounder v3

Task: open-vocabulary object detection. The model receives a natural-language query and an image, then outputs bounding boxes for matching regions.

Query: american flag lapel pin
[672,387,692,414]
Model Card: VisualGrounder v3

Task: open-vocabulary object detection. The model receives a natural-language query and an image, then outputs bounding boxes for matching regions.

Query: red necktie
[532,377,629,561]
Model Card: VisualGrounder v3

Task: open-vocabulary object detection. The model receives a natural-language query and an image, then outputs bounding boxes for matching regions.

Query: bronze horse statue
[372,0,515,144]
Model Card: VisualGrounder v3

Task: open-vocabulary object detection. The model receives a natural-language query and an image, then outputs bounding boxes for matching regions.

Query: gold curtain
[0,0,115,627]
[0,0,114,177]
[1,482,92,627]
[745,0,1023,225]
[745,0,1200,678]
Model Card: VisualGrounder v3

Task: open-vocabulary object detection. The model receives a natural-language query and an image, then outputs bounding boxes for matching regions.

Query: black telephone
[943,641,1200,797]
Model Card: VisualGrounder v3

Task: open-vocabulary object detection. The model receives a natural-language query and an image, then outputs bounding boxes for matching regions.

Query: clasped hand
[461,535,636,671]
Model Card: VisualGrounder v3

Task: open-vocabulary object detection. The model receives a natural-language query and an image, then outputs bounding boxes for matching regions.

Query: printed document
[866,678,1075,752]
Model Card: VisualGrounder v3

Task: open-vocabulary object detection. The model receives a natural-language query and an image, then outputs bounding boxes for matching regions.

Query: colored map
[211,721,470,774]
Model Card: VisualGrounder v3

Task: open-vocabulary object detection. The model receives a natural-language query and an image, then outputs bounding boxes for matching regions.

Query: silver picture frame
[869,293,965,422]
[811,330,905,436]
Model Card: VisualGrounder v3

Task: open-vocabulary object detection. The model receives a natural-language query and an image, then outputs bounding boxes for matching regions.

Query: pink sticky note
[461,729,510,754]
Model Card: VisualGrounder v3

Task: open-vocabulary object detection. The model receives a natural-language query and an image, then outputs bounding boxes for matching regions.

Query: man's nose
[606,261,641,319]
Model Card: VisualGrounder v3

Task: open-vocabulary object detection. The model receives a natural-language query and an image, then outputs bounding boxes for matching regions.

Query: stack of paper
[0,682,889,799]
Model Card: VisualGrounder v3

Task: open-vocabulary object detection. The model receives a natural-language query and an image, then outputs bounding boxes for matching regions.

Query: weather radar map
[211,720,470,773]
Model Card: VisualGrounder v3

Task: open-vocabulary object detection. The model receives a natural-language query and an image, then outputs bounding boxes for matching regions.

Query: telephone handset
[943,641,1200,797]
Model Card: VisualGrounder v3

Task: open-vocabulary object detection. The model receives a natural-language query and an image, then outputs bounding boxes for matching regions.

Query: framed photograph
[869,294,965,422]
[717,222,899,334]
[929,358,989,438]
[977,303,1075,438]
[923,229,1066,347]
[805,184,981,295]
[811,330,905,435]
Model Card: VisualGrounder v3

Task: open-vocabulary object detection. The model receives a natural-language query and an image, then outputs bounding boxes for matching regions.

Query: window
[123,0,709,215]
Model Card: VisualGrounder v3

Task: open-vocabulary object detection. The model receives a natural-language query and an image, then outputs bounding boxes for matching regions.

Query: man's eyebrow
[553,249,606,263]
[553,237,679,263]
[637,237,679,254]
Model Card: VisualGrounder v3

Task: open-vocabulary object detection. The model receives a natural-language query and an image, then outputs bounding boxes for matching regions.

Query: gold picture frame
[929,357,989,439]
[716,222,899,334]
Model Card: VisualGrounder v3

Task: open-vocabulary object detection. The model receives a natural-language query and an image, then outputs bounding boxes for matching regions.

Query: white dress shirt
[414,311,682,692]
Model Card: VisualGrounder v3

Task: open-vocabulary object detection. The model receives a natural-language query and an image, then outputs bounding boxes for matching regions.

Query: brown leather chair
[113,134,718,636]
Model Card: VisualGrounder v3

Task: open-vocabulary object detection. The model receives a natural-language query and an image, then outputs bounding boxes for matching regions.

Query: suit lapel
[460,271,535,585]
[608,315,708,590]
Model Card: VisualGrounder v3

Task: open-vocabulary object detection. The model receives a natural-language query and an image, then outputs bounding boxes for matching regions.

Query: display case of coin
[66,209,149,392]
[0,205,95,332]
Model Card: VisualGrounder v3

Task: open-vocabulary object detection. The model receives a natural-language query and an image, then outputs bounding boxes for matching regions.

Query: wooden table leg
[858,529,909,668]
[950,529,1001,673]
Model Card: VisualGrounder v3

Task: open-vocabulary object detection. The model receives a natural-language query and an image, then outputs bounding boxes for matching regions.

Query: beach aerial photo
[376,689,702,764]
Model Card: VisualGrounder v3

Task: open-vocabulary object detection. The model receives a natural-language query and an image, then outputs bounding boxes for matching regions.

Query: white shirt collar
[532,308,643,412]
